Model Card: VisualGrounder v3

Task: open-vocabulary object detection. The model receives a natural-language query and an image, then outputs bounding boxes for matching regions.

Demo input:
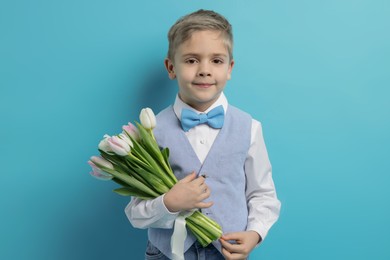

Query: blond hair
[167,9,233,61]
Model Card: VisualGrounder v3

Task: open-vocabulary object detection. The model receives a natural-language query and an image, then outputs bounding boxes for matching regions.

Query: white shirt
[125,93,281,241]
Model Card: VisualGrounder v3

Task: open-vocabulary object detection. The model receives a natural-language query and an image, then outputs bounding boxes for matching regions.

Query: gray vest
[150,105,252,258]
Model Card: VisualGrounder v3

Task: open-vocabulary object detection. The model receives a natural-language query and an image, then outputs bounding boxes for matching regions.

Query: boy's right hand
[163,172,213,212]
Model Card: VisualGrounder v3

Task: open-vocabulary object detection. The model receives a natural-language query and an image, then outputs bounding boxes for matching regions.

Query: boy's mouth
[193,82,215,88]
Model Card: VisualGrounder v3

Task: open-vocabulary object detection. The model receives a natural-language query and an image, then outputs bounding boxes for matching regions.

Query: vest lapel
[197,106,230,175]
[177,128,203,169]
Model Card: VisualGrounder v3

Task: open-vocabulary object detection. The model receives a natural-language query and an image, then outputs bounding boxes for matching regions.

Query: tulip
[88,106,223,248]
[108,136,131,156]
[122,122,140,141]
[119,133,133,148]
[98,134,113,153]
[89,168,113,180]
[90,156,114,170]
[140,108,156,130]
[88,157,113,180]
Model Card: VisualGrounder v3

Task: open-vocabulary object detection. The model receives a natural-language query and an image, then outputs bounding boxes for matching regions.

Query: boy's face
[165,30,234,112]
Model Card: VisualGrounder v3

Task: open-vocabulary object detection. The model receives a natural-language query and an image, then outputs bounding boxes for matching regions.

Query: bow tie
[181,105,225,132]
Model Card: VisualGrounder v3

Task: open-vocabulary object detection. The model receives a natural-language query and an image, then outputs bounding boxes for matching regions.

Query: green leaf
[137,123,161,151]
[161,148,169,162]
[113,187,134,196]
[128,136,175,188]
[127,137,152,168]
[112,177,128,187]
[137,123,164,162]
[106,170,160,198]
[157,148,176,183]
[133,123,177,185]
[133,167,170,194]
[113,187,155,199]
[121,157,154,189]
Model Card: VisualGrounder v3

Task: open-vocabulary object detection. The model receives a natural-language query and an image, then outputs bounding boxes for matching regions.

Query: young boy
[125,9,281,260]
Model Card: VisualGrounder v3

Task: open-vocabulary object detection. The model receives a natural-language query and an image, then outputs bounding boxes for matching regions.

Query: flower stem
[185,219,212,247]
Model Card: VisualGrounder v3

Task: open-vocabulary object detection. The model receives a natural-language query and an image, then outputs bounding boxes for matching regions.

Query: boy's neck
[177,93,225,113]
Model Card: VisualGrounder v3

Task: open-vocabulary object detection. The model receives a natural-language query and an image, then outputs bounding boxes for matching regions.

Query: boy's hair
[167,9,233,61]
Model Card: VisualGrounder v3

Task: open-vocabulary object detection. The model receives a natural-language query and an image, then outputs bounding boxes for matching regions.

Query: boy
[125,9,281,260]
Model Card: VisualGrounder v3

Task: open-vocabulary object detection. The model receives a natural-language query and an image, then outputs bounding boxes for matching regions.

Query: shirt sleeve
[124,194,179,229]
[245,119,281,241]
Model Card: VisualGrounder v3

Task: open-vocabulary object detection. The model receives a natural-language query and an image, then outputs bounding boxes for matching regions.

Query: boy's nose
[197,64,212,77]
[198,71,211,77]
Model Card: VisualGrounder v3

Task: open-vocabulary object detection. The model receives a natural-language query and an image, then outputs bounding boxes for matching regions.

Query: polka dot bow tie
[180,105,225,132]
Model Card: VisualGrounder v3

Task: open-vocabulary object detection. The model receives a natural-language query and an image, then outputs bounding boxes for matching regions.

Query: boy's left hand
[220,231,261,260]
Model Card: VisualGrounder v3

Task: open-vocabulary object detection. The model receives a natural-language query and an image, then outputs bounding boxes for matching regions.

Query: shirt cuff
[246,222,268,245]
[160,193,180,215]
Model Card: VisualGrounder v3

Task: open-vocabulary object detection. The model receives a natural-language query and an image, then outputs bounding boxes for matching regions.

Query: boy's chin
[189,98,221,111]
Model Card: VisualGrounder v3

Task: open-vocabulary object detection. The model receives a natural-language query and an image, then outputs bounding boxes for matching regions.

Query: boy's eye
[185,59,198,64]
[212,59,224,64]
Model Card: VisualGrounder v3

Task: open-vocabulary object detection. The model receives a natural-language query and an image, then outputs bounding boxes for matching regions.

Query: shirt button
[200,139,205,144]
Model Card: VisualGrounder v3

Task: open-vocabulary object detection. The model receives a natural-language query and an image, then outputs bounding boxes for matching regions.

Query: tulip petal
[108,136,130,156]
[140,107,156,130]
[119,133,133,148]
[98,135,112,153]
[89,156,114,170]
[122,123,140,141]
[89,171,113,181]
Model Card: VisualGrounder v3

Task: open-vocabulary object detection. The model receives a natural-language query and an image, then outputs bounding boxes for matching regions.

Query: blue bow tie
[181,105,225,132]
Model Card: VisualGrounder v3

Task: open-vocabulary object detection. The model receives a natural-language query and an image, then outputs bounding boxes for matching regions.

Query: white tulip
[139,107,156,130]
[98,134,112,153]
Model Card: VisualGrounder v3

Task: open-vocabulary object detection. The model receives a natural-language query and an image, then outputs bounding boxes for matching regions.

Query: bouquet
[88,108,222,249]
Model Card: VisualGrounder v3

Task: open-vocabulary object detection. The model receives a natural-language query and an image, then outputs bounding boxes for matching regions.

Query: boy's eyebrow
[181,53,228,58]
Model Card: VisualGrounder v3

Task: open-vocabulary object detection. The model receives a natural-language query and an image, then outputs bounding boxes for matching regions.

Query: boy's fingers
[221,232,242,241]
[192,175,206,185]
[220,238,239,251]
[220,239,247,259]
[221,247,245,260]
[179,171,196,183]
[221,234,231,241]
[196,201,213,209]
[221,247,233,259]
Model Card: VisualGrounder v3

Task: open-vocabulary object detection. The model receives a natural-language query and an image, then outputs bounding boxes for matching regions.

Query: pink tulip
[108,136,131,156]
[119,133,133,147]
[89,170,112,180]
[122,122,140,141]
[90,156,114,170]
[88,157,113,180]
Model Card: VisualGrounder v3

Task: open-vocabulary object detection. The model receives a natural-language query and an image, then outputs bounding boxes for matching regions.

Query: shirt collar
[173,93,228,121]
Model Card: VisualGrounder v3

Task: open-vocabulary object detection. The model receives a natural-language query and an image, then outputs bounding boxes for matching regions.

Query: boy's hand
[220,231,261,260]
[163,172,213,212]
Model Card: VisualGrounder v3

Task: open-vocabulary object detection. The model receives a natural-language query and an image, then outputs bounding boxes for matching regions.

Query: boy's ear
[227,59,235,80]
[164,58,176,79]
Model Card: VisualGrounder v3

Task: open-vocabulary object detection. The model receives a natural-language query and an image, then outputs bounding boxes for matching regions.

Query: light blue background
[1,0,389,259]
